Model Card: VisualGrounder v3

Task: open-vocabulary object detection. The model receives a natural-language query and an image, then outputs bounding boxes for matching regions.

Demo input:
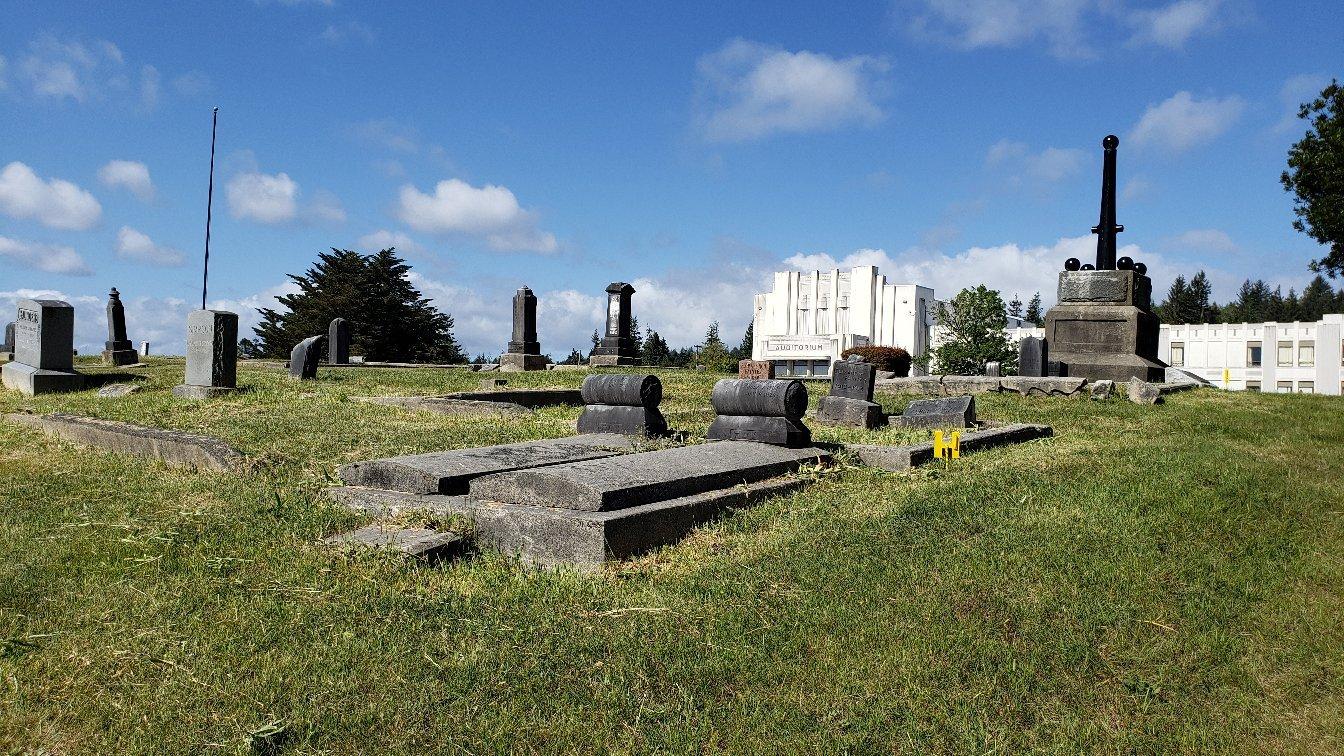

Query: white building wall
[752,266,935,378]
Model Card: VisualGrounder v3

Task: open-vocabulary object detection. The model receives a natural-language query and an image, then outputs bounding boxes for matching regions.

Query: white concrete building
[1009,313,1344,394]
[751,266,935,378]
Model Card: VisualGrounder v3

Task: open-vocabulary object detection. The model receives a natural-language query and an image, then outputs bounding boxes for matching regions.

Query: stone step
[326,475,806,571]
[337,434,637,495]
[468,441,829,512]
[322,525,464,562]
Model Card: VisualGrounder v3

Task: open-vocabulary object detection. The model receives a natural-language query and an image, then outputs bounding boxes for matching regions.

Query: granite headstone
[706,378,811,447]
[576,374,668,437]
[328,318,351,365]
[738,359,774,380]
[589,282,640,366]
[814,358,882,429]
[501,286,546,371]
[289,335,326,380]
[1,299,84,395]
[889,395,976,429]
[172,309,238,399]
[1018,337,1047,378]
[102,288,138,366]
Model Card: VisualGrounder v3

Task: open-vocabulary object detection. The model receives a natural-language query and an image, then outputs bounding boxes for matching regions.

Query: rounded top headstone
[1103,134,1119,149]
[1064,257,1081,271]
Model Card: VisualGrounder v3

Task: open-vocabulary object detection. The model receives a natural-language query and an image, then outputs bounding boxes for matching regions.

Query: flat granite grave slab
[468,441,828,512]
[352,395,531,416]
[322,525,464,562]
[5,412,242,470]
[848,423,1053,471]
[888,395,975,429]
[327,476,807,571]
[338,433,637,495]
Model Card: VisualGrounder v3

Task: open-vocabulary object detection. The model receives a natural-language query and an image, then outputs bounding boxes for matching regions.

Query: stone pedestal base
[103,349,139,366]
[588,355,641,367]
[576,405,669,437]
[706,415,811,448]
[1044,270,1165,384]
[2,362,84,396]
[172,384,237,400]
[500,353,547,372]
[813,396,884,429]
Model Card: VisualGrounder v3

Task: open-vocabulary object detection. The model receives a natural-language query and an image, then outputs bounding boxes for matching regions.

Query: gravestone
[500,286,546,371]
[706,378,811,447]
[814,358,882,429]
[172,310,238,399]
[985,361,1001,378]
[1041,136,1164,383]
[1,299,83,395]
[1018,337,1047,377]
[738,359,774,379]
[576,374,668,437]
[102,288,138,366]
[289,335,326,380]
[140,342,150,356]
[889,395,975,429]
[3,321,14,358]
[589,282,640,366]
[328,318,351,365]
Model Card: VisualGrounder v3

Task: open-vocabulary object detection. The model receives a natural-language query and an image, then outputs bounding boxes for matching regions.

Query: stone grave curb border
[5,412,243,471]
[845,423,1054,471]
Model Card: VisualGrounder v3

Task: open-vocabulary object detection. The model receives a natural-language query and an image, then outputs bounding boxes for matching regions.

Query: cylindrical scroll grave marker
[710,379,808,419]
[580,374,662,408]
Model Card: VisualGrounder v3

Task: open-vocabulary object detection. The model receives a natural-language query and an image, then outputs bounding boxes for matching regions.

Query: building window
[1277,381,1292,393]
[1298,381,1314,394]
[1247,342,1262,367]
[1299,341,1314,366]
[1170,342,1185,367]
[1246,380,1261,392]
[1274,340,1295,365]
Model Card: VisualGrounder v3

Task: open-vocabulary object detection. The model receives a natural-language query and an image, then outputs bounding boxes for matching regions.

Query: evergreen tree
[588,329,600,358]
[1188,271,1214,323]
[250,248,463,362]
[1281,79,1344,275]
[1007,293,1024,320]
[695,321,736,371]
[1158,274,1189,323]
[927,286,1017,375]
[640,328,671,366]
[560,348,585,365]
[1025,292,1044,326]
[629,316,643,354]
[734,322,754,360]
[1299,275,1338,321]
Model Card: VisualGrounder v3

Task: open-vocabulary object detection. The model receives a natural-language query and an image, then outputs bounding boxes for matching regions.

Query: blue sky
[0,0,1339,357]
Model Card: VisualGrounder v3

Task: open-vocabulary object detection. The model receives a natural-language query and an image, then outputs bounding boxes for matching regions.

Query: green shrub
[840,346,912,376]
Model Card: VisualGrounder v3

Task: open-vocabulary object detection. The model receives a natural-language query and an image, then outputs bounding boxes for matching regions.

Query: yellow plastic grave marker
[933,430,961,461]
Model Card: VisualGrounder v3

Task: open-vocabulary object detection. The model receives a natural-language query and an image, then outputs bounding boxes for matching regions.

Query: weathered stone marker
[172,310,238,399]
[815,358,883,429]
[1018,336,1047,377]
[589,282,640,366]
[706,378,811,447]
[738,359,774,379]
[1042,136,1164,383]
[1,299,83,395]
[102,288,138,366]
[576,373,668,437]
[501,286,546,371]
[889,395,975,429]
[289,335,326,380]
[139,341,150,357]
[328,318,350,364]
[3,321,15,358]
[985,361,1001,378]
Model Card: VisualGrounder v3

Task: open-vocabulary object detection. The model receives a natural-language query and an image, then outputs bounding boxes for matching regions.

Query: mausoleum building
[750,266,935,378]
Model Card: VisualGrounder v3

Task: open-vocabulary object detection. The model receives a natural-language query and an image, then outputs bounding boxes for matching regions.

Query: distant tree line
[1156,271,1344,325]
[557,318,754,371]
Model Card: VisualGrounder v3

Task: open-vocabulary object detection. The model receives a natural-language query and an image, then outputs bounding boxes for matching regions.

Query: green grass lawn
[2,359,1342,753]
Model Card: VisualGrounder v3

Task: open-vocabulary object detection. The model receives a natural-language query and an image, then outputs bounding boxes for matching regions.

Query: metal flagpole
[201,107,219,310]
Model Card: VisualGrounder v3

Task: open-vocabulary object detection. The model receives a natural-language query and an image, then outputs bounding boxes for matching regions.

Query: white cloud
[305,189,347,225]
[320,22,375,45]
[115,226,185,267]
[0,162,102,230]
[139,64,160,110]
[904,0,1093,59]
[15,36,125,102]
[985,139,1084,184]
[0,236,92,276]
[1168,228,1237,253]
[1275,73,1331,132]
[1128,91,1244,153]
[696,39,888,142]
[226,170,299,224]
[784,235,1151,308]
[171,71,210,96]
[396,178,558,253]
[358,229,423,255]
[98,159,155,201]
[1127,0,1224,49]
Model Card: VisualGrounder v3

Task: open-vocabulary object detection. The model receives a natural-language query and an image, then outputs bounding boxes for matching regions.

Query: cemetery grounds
[2,359,1342,753]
